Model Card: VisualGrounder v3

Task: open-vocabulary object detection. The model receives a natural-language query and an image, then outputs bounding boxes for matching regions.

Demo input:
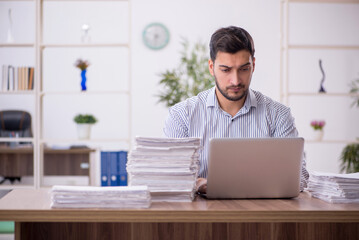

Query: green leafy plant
[340,79,359,173]
[158,39,214,107]
[340,143,359,173]
[349,79,359,108]
[73,114,97,124]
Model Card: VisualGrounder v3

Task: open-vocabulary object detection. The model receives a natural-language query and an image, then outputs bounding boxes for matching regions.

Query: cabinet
[280,0,359,173]
[0,148,96,184]
[0,0,131,189]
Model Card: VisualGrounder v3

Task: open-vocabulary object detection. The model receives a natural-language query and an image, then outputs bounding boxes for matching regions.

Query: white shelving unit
[0,0,132,189]
[280,0,359,172]
[280,0,359,104]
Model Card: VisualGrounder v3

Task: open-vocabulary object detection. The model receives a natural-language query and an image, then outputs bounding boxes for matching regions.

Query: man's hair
[209,26,255,62]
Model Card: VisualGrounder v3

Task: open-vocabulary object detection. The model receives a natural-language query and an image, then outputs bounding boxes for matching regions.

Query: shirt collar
[206,87,217,107]
[206,87,257,110]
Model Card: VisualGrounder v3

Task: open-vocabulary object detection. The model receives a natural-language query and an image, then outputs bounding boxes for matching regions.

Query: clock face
[143,23,170,50]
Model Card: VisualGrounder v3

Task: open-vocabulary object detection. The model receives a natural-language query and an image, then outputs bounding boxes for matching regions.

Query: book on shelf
[101,150,128,187]
[28,67,34,90]
[17,67,21,90]
[1,65,34,91]
[1,65,8,91]
[8,66,15,91]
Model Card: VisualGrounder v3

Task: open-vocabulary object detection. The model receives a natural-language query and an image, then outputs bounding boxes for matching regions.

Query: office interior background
[0,0,358,188]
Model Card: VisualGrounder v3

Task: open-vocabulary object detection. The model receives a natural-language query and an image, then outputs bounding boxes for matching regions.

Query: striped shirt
[163,87,309,190]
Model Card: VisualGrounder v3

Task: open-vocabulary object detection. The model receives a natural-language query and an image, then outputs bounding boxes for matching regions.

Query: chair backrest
[0,110,33,138]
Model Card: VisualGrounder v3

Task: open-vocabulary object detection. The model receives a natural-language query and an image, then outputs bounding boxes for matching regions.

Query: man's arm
[272,108,309,191]
[163,105,189,138]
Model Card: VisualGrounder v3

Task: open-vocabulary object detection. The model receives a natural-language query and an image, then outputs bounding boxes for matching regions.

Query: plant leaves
[340,143,359,173]
[157,39,214,107]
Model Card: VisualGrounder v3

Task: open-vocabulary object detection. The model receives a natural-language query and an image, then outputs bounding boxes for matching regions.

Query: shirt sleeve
[163,105,189,138]
[272,108,297,138]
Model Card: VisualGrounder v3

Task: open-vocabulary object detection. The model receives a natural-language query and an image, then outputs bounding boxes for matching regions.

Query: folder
[110,152,118,186]
[117,151,128,186]
[100,151,109,186]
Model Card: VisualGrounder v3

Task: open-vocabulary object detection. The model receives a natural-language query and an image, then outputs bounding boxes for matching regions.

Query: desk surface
[1,189,359,223]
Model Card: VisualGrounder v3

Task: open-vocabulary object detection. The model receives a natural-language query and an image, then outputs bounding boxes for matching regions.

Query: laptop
[205,137,304,199]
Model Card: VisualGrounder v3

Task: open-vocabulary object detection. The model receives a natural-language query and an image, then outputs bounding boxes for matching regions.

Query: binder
[117,151,128,186]
[100,151,109,186]
[109,152,118,186]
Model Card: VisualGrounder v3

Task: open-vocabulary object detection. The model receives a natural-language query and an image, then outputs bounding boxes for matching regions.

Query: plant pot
[76,123,92,139]
[313,130,324,141]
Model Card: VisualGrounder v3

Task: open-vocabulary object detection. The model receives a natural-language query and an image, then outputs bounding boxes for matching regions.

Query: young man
[163,26,308,193]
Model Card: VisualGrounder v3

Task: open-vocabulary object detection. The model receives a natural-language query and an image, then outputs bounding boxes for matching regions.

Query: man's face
[208,50,255,102]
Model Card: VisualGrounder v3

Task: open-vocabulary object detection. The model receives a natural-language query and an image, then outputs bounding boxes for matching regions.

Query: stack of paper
[308,171,359,203]
[51,185,151,208]
[127,137,201,202]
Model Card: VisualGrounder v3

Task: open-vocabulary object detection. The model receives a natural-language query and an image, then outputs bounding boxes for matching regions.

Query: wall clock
[142,23,170,50]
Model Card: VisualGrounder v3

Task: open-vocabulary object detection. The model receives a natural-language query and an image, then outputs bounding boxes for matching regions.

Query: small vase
[313,130,324,141]
[77,123,91,139]
[81,69,87,91]
[7,9,14,43]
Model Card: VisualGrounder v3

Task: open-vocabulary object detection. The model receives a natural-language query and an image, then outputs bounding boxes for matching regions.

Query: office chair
[0,110,33,138]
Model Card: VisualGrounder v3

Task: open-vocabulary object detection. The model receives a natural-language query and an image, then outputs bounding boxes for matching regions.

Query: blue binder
[117,151,128,186]
[100,151,109,186]
[109,152,118,186]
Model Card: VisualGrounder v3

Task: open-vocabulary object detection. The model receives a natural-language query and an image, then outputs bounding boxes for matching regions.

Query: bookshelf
[280,0,359,173]
[0,0,131,189]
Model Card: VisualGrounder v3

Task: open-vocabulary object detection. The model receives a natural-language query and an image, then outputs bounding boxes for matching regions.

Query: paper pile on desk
[127,136,201,202]
[51,185,151,208]
[307,171,359,203]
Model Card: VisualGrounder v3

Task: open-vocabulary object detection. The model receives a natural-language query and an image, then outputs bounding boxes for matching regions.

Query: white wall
[131,0,281,138]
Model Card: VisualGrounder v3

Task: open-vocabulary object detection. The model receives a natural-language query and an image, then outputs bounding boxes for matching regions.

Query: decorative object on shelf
[310,120,325,141]
[158,39,214,107]
[143,23,170,50]
[74,59,90,91]
[318,59,326,93]
[81,23,91,43]
[349,78,359,108]
[73,114,97,140]
[7,9,14,43]
[340,143,359,173]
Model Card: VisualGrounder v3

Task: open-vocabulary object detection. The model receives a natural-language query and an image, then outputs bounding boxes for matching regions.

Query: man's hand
[196,178,207,194]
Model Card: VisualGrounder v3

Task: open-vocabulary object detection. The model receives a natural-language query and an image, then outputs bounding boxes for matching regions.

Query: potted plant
[73,114,97,139]
[310,120,325,141]
[340,143,359,173]
[157,39,214,107]
[339,79,359,173]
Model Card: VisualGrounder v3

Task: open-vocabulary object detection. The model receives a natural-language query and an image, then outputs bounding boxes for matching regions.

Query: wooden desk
[0,189,358,240]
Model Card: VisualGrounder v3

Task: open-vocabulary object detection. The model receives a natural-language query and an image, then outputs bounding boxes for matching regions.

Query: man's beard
[214,74,248,102]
